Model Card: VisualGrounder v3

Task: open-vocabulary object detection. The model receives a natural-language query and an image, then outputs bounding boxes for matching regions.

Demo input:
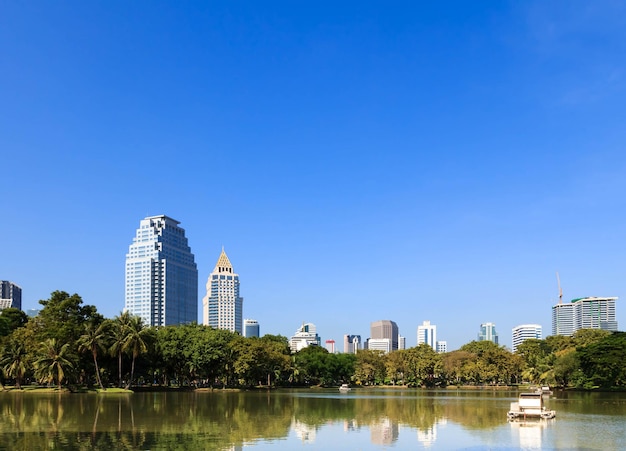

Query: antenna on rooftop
[556,272,563,304]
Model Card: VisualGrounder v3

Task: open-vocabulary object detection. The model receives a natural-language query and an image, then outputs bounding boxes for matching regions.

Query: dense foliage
[1,291,625,390]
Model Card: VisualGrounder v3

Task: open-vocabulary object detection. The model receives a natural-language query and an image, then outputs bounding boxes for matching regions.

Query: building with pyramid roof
[202,248,243,333]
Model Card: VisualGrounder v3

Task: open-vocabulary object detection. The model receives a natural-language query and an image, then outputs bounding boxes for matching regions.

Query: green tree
[78,321,110,389]
[0,308,28,337]
[122,315,152,389]
[404,344,441,387]
[34,338,73,389]
[36,291,102,345]
[572,329,612,348]
[354,349,385,385]
[577,332,626,388]
[0,340,28,389]
[442,350,474,385]
[110,312,133,388]
[384,349,406,385]
[294,345,331,385]
[515,339,550,384]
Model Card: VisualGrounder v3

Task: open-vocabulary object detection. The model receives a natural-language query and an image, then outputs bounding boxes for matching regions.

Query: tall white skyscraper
[417,320,437,350]
[202,248,243,334]
[511,324,542,353]
[125,215,198,326]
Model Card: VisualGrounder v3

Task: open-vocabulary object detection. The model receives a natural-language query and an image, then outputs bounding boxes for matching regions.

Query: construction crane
[556,272,563,304]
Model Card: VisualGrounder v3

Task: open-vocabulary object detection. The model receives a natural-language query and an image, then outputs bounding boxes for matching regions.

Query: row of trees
[1,291,625,390]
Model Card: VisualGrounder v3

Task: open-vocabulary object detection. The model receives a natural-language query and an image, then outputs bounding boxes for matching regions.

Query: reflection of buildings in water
[417,418,447,448]
[292,419,317,443]
[509,419,550,449]
[224,446,242,451]
[343,419,359,432]
[370,417,399,445]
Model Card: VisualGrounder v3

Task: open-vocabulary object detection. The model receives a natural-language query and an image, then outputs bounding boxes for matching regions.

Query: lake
[0,388,624,450]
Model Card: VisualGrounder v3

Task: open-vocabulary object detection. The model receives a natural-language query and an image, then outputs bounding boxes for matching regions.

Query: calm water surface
[0,388,624,450]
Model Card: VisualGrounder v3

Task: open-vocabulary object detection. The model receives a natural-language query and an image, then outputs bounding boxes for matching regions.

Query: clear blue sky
[2,1,626,350]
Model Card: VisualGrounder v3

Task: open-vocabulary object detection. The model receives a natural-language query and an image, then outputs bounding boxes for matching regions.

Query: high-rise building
[0,281,22,310]
[511,324,542,353]
[417,320,437,350]
[398,336,406,350]
[344,334,361,354]
[478,322,498,344]
[202,248,244,334]
[243,319,259,338]
[552,297,618,336]
[552,303,575,336]
[290,322,321,352]
[436,341,447,353]
[371,320,399,351]
[325,339,336,353]
[125,215,198,326]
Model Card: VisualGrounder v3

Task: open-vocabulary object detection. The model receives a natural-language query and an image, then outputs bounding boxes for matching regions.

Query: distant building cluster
[9,214,622,356]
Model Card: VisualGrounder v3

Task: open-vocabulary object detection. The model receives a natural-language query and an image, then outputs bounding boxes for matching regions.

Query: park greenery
[0,291,625,391]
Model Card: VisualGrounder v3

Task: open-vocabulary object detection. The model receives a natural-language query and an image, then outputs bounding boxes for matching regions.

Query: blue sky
[2,1,626,350]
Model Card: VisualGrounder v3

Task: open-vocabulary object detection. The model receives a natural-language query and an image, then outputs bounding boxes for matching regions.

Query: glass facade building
[0,281,22,310]
[243,319,259,338]
[478,322,498,344]
[202,248,243,334]
[125,215,198,326]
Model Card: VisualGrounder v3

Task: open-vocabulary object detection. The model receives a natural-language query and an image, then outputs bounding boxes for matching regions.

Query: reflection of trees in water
[0,392,293,450]
[0,390,558,449]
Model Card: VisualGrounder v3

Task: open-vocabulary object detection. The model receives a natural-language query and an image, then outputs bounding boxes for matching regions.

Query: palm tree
[78,321,110,389]
[34,338,73,389]
[1,341,28,389]
[122,315,151,389]
[110,312,132,388]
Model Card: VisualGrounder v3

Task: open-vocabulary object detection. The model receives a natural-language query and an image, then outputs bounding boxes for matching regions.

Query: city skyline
[3,2,626,350]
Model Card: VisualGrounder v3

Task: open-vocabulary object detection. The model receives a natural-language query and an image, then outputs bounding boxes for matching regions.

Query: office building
[325,339,336,353]
[290,322,321,352]
[0,281,22,310]
[371,320,399,351]
[552,302,575,336]
[552,297,618,336]
[398,336,406,350]
[512,324,542,353]
[417,320,437,350]
[125,215,198,326]
[367,338,392,353]
[202,248,244,334]
[436,341,447,353]
[478,322,498,344]
[344,334,361,354]
[243,319,259,338]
